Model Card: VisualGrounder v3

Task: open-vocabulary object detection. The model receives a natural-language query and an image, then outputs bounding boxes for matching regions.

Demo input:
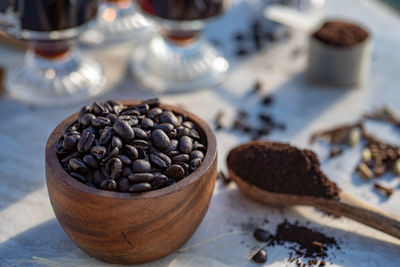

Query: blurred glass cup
[0,0,105,106]
[130,0,230,93]
[80,0,153,46]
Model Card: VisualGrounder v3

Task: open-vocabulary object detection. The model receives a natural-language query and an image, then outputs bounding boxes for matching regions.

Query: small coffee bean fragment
[152,129,171,150]
[132,159,152,173]
[129,183,152,193]
[252,248,267,263]
[180,136,193,154]
[253,229,272,242]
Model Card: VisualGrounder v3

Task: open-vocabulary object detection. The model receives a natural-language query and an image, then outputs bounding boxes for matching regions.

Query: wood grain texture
[229,168,400,239]
[45,100,218,264]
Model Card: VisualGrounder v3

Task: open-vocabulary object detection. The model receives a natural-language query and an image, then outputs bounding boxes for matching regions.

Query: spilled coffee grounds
[227,141,340,200]
[312,21,368,47]
[269,221,338,258]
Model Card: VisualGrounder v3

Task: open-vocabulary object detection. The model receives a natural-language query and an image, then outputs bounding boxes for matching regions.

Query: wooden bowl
[45,100,218,264]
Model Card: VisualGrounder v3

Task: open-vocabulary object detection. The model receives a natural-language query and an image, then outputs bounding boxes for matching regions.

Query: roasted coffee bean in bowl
[45,99,217,264]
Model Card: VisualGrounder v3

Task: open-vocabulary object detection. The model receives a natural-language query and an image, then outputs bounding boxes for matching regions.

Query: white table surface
[1,0,400,266]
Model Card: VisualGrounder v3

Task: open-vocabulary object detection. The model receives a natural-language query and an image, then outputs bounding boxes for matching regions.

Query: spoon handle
[317,191,400,239]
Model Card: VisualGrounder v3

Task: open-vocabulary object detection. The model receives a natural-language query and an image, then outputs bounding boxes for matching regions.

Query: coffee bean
[83,154,99,169]
[100,179,117,191]
[69,158,88,173]
[82,126,96,135]
[118,177,130,192]
[99,126,113,145]
[93,169,104,186]
[151,174,168,189]
[128,173,154,183]
[93,101,109,115]
[102,147,119,163]
[165,164,185,180]
[132,159,152,173]
[190,150,204,160]
[120,107,141,116]
[122,166,133,177]
[114,120,135,143]
[154,123,174,132]
[166,129,177,139]
[124,145,138,160]
[91,117,110,128]
[79,105,91,117]
[137,147,147,159]
[70,172,86,182]
[132,127,148,139]
[150,152,171,169]
[179,162,189,176]
[183,121,195,129]
[134,103,150,114]
[179,136,193,154]
[164,139,178,153]
[91,146,107,160]
[118,154,132,165]
[252,249,267,263]
[193,141,206,152]
[177,127,191,138]
[166,150,180,157]
[160,111,178,126]
[172,154,189,163]
[165,178,176,186]
[190,158,202,169]
[253,229,272,242]
[79,113,96,128]
[129,183,152,193]
[106,113,118,124]
[132,140,149,150]
[111,136,123,149]
[141,118,154,129]
[62,135,79,151]
[106,158,123,180]
[77,132,95,153]
[147,107,163,119]
[152,129,171,150]
[188,129,200,139]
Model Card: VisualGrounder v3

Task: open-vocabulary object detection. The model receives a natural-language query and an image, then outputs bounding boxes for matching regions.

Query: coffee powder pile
[312,21,368,47]
[227,141,340,200]
[269,221,338,258]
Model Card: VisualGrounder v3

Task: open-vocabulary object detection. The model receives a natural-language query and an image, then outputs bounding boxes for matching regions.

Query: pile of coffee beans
[56,99,207,193]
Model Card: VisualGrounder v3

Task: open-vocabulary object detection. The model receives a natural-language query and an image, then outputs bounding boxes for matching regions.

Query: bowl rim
[45,100,217,200]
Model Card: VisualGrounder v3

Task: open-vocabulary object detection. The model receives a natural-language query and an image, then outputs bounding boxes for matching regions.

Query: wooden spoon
[227,145,400,239]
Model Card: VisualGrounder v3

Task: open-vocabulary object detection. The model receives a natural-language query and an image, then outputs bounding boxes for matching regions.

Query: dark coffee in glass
[137,0,226,21]
[1,0,97,32]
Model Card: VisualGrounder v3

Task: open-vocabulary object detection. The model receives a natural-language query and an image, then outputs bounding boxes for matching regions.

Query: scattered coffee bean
[57,100,207,192]
[253,228,273,242]
[252,248,267,263]
[374,183,394,197]
[217,171,231,185]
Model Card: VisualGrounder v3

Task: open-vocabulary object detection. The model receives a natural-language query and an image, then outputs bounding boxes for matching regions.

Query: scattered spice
[329,147,343,158]
[357,163,372,180]
[214,110,225,130]
[227,141,340,200]
[363,106,400,127]
[249,80,263,95]
[374,183,394,197]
